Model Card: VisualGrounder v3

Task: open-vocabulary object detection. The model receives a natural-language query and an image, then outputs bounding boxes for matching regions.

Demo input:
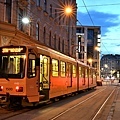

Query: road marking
[50,88,107,120]
[92,88,116,120]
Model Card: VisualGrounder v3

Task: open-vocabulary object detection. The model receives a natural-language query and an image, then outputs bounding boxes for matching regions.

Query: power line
[101,39,120,41]
[78,1,114,55]
[101,42,110,54]
[81,0,94,26]
[78,3,120,8]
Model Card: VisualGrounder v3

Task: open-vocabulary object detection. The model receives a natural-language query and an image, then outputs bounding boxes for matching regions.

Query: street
[0,85,119,120]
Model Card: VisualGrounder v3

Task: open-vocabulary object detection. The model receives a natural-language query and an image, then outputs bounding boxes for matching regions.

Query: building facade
[76,25,101,80]
[0,0,77,57]
[101,54,120,79]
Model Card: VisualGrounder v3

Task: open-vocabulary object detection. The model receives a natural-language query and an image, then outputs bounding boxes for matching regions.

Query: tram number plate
[6,88,13,91]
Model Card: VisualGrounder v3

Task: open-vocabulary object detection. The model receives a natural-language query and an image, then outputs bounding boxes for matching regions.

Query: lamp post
[94,46,101,82]
[104,64,108,78]
[64,6,72,56]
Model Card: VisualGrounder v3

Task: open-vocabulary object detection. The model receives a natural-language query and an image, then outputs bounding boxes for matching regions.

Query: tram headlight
[0,86,3,91]
[16,86,23,92]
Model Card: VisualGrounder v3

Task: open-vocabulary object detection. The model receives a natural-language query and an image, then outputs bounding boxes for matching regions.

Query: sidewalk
[102,80,119,86]
[112,85,120,120]
[102,80,120,120]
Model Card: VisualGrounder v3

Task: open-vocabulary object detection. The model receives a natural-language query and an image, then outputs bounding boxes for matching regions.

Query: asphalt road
[0,86,117,120]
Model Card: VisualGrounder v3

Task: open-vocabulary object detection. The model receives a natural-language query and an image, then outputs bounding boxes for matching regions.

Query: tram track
[92,88,116,120]
[0,86,116,120]
[49,87,110,120]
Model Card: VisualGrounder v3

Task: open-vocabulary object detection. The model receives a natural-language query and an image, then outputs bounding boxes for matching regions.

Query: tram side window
[82,67,85,85]
[60,61,66,77]
[67,63,71,77]
[52,59,58,77]
[85,68,88,78]
[79,66,82,78]
[43,58,48,78]
[90,70,93,83]
[72,65,76,78]
[28,54,36,78]
[93,71,96,80]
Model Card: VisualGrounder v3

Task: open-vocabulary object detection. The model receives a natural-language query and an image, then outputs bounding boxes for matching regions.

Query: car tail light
[0,86,3,91]
[16,86,23,92]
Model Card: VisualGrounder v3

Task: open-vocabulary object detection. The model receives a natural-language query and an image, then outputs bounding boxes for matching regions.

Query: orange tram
[0,44,97,106]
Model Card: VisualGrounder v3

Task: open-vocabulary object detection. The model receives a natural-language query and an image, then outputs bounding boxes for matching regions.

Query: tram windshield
[0,46,26,79]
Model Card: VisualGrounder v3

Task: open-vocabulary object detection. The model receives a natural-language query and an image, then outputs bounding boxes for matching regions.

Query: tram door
[39,55,50,100]
[67,63,72,87]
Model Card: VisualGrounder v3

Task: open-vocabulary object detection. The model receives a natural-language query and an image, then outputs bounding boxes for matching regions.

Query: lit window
[43,58,48,77]
[67,63,71,77]
[72,65,76,77]
[52,59,58,77]
[85,69,88,78]
[28,54,36,78]
[79,66,82,77]
[60,61,66,77]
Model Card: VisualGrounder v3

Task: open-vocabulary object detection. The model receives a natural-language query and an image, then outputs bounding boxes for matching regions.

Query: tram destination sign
[0,46,26,54]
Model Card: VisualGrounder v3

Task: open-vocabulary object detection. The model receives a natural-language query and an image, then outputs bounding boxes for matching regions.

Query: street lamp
[22,17,30,24]
[64,6,73,16]
[64,5,73,56]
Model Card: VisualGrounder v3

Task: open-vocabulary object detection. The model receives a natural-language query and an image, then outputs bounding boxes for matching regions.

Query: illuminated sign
[2,48,24,53]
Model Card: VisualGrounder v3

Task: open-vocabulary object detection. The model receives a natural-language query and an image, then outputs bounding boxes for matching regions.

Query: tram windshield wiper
[0,69,9,81]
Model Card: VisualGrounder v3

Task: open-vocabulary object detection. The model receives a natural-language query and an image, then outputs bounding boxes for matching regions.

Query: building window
[49,31,51,46]
[87,29,94,47]
[44,0,47,11]
[54,34,56,49]
[58,37,60,51]
[36,23,39,40]
[59,13,61,25]
[87,29,94,39]
[50,4,52,17]
[18,8,23,31]
[63,17,64,24]
[43,27,46,43]
[55,9,57,22]
[76,28,84,33]
[36,0,41,6]
[5,0,12,23]
[62,40,64,53]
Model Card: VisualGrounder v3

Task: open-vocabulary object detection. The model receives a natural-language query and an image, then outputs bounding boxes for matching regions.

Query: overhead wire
[81,0,94,26]
[79,0,111,55]
[78,3,120,7]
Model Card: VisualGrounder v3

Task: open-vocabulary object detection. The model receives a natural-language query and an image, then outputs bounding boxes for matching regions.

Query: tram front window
[0,55,25,78]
